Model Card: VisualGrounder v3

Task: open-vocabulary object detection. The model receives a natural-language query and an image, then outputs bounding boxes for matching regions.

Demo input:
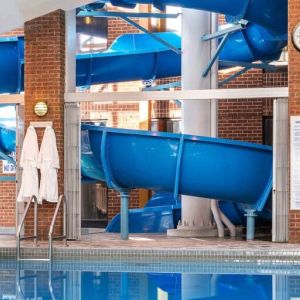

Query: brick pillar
[24,10,65,239]
[288,1,300,243]
[0,161,16,232]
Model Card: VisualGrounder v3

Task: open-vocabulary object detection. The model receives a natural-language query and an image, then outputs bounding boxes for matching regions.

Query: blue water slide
[106,192,181,233]
[98,0,287,34]
[0,0,287,93]
[0,28,286,93]
[82,125,272,212]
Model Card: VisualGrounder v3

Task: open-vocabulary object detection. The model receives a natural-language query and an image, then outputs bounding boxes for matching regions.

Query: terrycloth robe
[38,126,60,203]
[17,126,39,202]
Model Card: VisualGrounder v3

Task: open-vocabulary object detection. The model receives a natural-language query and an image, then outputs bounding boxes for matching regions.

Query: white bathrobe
[17,126,39,202]
[38,126,60,203]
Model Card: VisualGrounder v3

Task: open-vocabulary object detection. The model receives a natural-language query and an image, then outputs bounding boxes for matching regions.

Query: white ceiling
[0,0,94,34]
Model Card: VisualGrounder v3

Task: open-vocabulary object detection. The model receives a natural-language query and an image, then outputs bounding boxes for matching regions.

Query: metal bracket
[202,33,230,77]
[219,66,251,87]
[121,16,181,55]
[221,60,276,71]
[143,81,181,91]
[202,21,247,41]
[219,60,277,86]
[202,21,248,78]
[142,81,182,106]
[77,11,181,55]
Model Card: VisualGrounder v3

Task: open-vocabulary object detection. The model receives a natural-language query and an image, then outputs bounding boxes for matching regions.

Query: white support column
[64,10,81,240]
[272,99,289,242]
[169,9,217,237]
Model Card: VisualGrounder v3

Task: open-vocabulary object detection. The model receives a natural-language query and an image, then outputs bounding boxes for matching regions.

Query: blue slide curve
[0,0,285,232]
[82,125,272,230]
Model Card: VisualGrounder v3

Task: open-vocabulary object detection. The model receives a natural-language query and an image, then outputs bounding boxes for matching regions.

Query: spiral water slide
[0,0,286,236]
[0,0,287,92]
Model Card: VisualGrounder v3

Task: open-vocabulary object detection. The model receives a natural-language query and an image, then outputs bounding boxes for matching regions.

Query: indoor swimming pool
[1,259,299,299]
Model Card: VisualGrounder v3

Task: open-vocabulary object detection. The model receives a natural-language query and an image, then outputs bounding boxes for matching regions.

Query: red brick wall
[81,101,140,129]
[288,0,300,243]
[24,10,65,238]
[219,69,264,143]
[0,8,289,232]
[0,161,15,230]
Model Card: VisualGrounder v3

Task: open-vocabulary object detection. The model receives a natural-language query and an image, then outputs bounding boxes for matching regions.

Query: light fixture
[84,16,92,25]
[34,101,48,117]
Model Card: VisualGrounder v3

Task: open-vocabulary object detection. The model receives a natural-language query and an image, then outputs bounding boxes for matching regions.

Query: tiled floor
[1,232,300,250]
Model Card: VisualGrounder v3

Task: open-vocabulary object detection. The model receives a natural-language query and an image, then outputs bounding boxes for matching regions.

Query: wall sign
[292,22,300,52]
[291,116,300,210]
[2,153,16,174]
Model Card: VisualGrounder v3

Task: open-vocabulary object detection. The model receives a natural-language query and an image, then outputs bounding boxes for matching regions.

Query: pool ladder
[16,194,68,261]
[16,261,67,300]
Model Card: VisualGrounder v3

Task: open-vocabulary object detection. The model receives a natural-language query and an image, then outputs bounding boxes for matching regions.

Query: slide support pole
[245,209,256,240]
[120,191,130,240]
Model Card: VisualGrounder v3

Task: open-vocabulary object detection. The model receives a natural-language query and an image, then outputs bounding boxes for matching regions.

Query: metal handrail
[48,194,68,261]
[16,195,38,260]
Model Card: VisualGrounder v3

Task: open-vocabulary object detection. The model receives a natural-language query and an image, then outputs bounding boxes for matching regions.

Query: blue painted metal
[202,22,247,41]
[143,81,181,91]
[77,10,180,19]
[202,33,230,78]
[76,32,182,86]
[120,191,130,239]
[120,16,181,55]
[245,209,257,240]
[106,191,271,234]
[221,60,276,72]
[173,136,184,201]
[219,66,251,87]
[82,125,272,212]
[98,0,287,35]
[0,0,288,93]
[79,10,181,54]
[106,203,181,233]
[0,28,285,92]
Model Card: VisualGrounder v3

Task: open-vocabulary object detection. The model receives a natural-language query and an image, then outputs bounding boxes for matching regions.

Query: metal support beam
[120,16,181,55]
[143,81,181,91]
[221,60,276,71]
[77,10,180,19]
[77,10,181,54]
[65,87,289,103]
[202,33,229,77]
[219,66,251,87]
[120,191,130,240]
[202,21,247,41]
[272,98,289,242]
[245,209,256,240]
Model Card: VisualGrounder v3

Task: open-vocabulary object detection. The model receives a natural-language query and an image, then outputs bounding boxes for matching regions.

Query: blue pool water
[1,260,299,300]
